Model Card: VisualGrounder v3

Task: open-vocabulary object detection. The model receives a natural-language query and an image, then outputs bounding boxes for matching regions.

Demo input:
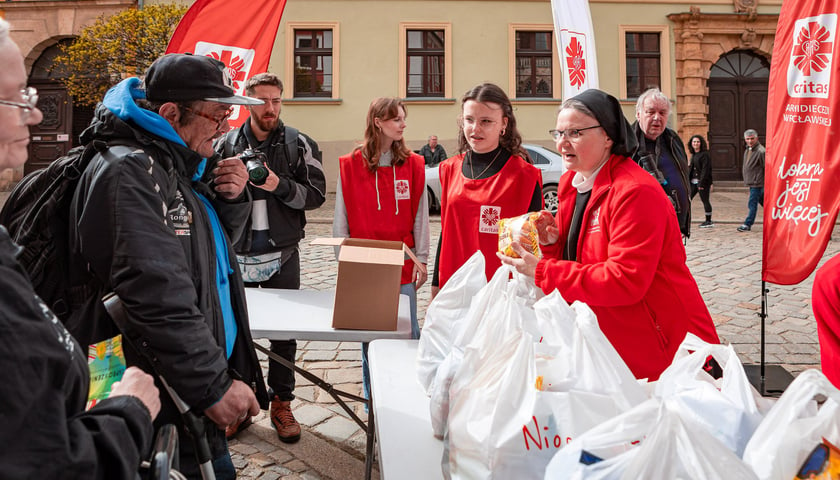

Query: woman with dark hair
[688,134,714,227]
[431,82,543,296]
[499,89,718,381]
[333,97,429,398]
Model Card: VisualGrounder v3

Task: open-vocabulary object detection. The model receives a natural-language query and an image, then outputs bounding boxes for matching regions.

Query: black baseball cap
[144,53,263,106]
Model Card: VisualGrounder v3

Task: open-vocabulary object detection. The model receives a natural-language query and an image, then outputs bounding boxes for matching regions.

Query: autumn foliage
[55,4,188,107]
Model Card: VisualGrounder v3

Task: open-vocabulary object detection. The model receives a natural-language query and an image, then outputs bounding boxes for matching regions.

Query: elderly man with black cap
[499,89,719,381]
[68,53,269,479]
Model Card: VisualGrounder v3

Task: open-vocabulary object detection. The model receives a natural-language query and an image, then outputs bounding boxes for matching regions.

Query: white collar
[571,161,607,193]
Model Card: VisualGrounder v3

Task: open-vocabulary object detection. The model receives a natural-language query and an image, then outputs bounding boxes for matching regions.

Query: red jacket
[813,253,840,387]
[339,150,425,283]
[535,154,719,380]
[439,153,542,287]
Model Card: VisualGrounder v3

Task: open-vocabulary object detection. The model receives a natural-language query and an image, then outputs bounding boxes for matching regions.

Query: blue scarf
[103,78,238,358]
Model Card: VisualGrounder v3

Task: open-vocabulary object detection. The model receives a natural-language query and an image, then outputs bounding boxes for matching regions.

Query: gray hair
[635,88,671,114]
[744,129,758,137]
[0,18,10,46]
[559,98,597,120]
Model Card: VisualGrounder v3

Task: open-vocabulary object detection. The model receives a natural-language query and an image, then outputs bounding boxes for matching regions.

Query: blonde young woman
[333,97,430,398]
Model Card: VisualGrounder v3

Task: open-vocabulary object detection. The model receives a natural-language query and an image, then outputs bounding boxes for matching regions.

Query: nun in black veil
[499,89,720,381]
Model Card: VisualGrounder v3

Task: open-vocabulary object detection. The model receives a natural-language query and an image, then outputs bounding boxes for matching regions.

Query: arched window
[710,50,770,78]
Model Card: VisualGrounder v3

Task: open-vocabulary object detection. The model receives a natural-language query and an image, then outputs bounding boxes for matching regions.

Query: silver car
[424,143,567,213]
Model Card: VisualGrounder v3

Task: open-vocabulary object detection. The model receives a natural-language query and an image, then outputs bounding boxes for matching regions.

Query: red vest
[339,150,425,283]
[438,153,542,287]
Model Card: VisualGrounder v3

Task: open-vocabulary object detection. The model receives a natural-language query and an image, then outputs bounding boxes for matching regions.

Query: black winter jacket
[0,226,154,479]
[215,121,326,253]
[690,150,713,190]
[631,123,692,238]
[69,104,269,470]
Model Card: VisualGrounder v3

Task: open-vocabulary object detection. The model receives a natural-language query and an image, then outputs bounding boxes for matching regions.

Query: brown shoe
[225,415,252,440]
[270,399,301,443]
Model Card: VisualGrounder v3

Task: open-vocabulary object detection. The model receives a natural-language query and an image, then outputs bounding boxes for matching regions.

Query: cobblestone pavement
[229,189,840,480]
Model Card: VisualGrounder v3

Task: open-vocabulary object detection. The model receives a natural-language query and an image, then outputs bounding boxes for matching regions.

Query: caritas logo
[564,34,587,89]
[786,14,837,99]
[194,41,256,121]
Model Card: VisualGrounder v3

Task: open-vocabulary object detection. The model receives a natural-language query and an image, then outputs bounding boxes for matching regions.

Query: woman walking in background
[333,97,429,400]
[688,134,714,228]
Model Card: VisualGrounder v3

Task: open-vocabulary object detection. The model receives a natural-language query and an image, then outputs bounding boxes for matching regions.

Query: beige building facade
[2,0,782,190]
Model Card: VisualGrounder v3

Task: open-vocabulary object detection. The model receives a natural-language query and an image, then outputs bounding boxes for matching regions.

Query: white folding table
[245,288,412,480]
[246,288,412,341]
[368,339,444,480]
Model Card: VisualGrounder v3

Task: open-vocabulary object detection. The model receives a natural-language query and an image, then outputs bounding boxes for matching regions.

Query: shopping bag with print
[447,283,644,479]
[654,334,764,457]
[622,399,759,480]
[742,369,840,480]
[417,251,486,394]
[544,398,661,480]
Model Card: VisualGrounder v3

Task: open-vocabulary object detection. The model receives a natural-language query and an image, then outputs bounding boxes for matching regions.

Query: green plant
[54,4,188,107]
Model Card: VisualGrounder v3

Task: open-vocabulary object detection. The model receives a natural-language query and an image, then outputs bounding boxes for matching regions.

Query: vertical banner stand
[743,281,795,397]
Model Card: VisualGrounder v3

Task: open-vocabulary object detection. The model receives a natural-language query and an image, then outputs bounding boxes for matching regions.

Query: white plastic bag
[622,399,759,480]
[428,263,509,438]
[417,251,486,394]
[541,299,648,410]
[742,369,840,480]
[447,285,646,479]
[544,399,661,480]
[448,276,540,479]
[654,334,764,457]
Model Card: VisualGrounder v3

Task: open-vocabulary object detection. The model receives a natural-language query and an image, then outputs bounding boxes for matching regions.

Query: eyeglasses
[0,87,39,123]
[549,125,602,141]
[182,105,234,130]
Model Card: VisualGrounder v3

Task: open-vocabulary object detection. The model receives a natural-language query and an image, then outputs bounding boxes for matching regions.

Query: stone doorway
[26,39,95,175]
[668,8,777,180]
[708,50,770,181]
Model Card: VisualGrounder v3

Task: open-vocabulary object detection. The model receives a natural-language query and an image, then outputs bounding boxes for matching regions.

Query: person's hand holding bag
[497,240,540,278]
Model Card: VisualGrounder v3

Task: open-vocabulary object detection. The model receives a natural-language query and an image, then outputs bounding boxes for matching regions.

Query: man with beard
[215,73,325,443]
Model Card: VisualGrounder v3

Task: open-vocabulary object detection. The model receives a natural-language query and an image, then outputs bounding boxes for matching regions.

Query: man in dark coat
[630,88,692,238]
[69,53,269,479]
[214,72,326,443]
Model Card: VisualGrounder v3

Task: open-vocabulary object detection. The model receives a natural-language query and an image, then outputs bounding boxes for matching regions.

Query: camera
[240,148,269,185]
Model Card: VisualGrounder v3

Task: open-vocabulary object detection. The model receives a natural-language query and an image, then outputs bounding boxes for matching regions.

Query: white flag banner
[551,0,600,99]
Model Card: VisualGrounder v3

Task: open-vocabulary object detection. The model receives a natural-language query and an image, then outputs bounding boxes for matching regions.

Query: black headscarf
[569,89,637,157]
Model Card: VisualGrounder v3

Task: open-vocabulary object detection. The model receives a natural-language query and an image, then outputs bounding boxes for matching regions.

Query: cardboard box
[311,237,422,330]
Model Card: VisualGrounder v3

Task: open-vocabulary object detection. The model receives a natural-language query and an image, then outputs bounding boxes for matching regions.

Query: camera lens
[246,160,269,185]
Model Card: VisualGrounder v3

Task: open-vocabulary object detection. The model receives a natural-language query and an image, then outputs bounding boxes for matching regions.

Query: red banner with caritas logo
[165,0,287,128]
[762,3,840,285]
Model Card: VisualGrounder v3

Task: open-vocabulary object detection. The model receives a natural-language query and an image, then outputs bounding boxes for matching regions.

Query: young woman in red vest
[431,83,543,296]
[333,97,430,399]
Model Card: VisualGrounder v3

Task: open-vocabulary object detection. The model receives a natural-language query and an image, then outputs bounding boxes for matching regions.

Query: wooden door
[26,84,73,174]
[707,51,770,181]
